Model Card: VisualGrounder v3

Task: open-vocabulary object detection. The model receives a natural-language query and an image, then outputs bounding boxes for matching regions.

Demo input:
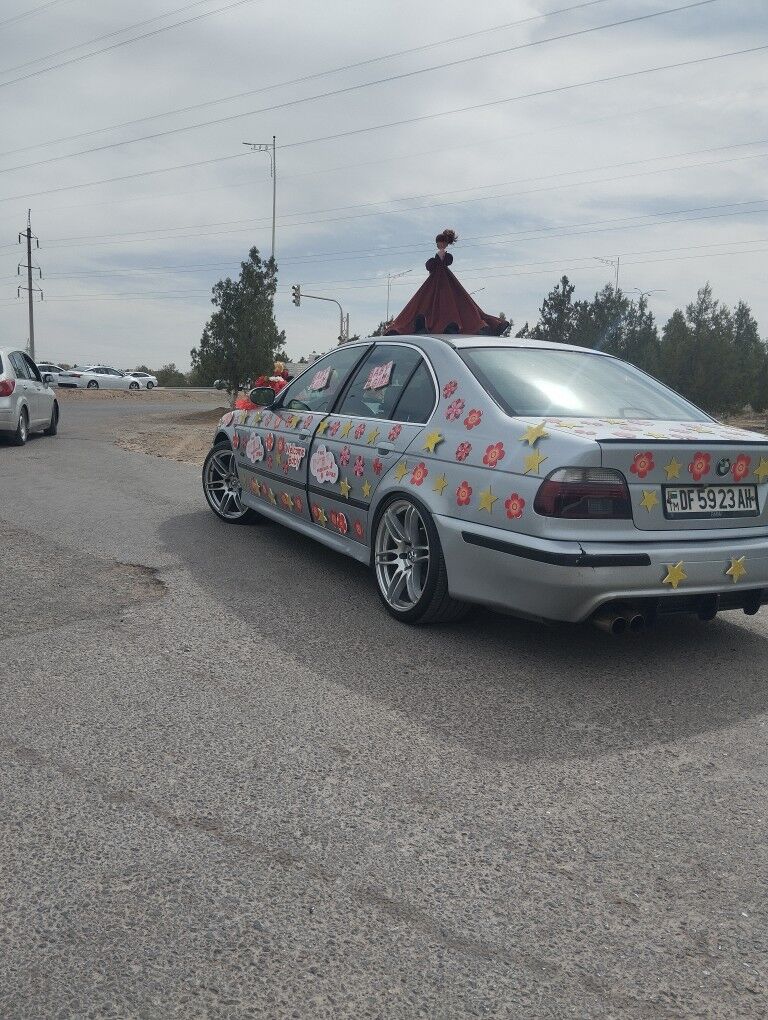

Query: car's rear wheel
[87,380,98,389]
[44,403,58,436]
[202,440,260,524]
[11,407,28,446]
[146,381,154,389]
[373,495,469,624]
[128,381,139,390]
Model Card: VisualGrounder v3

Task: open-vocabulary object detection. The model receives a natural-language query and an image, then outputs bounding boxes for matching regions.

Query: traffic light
[291,284,301,307]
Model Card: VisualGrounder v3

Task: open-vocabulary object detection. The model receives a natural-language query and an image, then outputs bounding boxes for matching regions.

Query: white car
[0,346,59,443]
[36,362,67,385]
[126,371,158,389]
[58,365,142,390]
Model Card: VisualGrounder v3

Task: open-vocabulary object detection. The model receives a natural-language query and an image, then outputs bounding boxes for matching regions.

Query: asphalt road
[1,400,766,1019]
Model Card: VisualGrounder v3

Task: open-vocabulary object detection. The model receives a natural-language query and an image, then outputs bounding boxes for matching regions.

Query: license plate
[663,484,759,519]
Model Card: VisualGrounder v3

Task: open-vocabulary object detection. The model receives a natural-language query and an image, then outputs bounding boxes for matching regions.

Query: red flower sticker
[442,379,458,399]
[339,445,351,466]
[329,510,339,529]
[455,441,472,462]
[372,456,384,475]
[353,520,364,539]
[231,432,240,449]
[388,423,402,441]
[336,512,348,535]
[328,420,341,437]
[445,398,465,421]
[266,454,273,469]
[277,436,285,455]
[482,442,505,468]
[354,422,366,440]
[505,493,526,519]
[688,451,711,481]
[630,451,655,479]
[410,462,428,486]
[353,454,365,477]
[732,453,751,482]
[464,408,483,430]
[303,414,314,430]
[293,495,303,513]
[456,480,472,506]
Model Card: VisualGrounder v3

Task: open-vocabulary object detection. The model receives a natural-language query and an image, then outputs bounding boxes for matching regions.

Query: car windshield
[461,347,710,422]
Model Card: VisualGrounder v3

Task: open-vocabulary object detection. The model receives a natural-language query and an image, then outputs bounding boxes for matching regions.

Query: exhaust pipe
[593,610,628,635]
[628,613,646,634]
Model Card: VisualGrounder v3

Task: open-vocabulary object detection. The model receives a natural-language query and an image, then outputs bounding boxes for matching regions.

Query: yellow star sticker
[268,488,277,505]
[287,414,299,428]
[520,421,549,446]
[339,478,352,499]
[433,473,448,495]
[754,457,768,483]
[315,506,327,526]
[394,461,408,482]
[664,457,682,480]
[316,419,329,436]
[523,449,547,475]
[274,450,281,466]
[339,420,354,439]
[726,555,747,583]
[366,427,380,446]
[361,479,372,498]
[662,561,686,589]
[640,489,658,513]
[478,486,497,512]
[422,430,444,453]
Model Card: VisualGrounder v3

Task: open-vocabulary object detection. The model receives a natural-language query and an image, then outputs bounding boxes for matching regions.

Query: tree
[135,364,152,373]
[370,320,392,337]
[190,246,284,403]
[155,363,187,387]
[529,275,584,344]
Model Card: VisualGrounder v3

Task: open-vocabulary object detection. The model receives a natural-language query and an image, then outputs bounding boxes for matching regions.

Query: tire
[202,440,260,524]
[86,380,99,389]
[373,494,470,624]
[44,402,59,436]
[129,381,139,390]
[11,407,28,446]
[146,381,154,389]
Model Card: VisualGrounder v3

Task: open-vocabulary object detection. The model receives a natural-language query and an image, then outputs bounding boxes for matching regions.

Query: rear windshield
[461,347,710,422]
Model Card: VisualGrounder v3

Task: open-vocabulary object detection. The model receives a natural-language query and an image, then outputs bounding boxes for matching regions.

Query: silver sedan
[202,335,768,631]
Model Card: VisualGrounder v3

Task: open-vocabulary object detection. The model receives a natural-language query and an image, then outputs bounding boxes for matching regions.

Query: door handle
[299,431,311,441]
[377,442,395,455]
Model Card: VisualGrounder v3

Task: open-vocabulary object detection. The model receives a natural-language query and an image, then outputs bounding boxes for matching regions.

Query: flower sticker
[266,454,273,469]
[220,411,234,427]
[339,445,351,467]
[353,520,364,540]
[482,442,505,468]
[442,379,458,399]
[328,420,341,437]
[464,408,483,430]
[265,432,274,452]
[277,436,285,455]
[688,451,710,481]
[354,422,366,440]
[372,457,384,475]
[455,441,472,462]
[446,398,465,421]
[630,451,655,479]
[293,495,303,513]
[456,480,472,506]
[410,462,428,486]
[303,414,314,430]
[505,493,525,519]
[388,423,402,441]
[336,512,348,535]
[732,453,751,482]
[353,454,365,477]
[231,432,240,450]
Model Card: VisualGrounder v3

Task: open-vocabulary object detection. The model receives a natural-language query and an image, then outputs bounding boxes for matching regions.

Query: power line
[0,0,265,90]
[0,1,724,174]
[0,0,75,31]
[0,0,614,160]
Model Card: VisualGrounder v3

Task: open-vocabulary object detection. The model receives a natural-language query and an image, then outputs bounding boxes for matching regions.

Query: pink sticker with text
[309,367,331,391]
[364,360,394,391]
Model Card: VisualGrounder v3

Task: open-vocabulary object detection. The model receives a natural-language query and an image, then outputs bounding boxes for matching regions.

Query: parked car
[126,371,158,389]
[0,346,59,444]
[36,361,67,385]
[202,335,768,630]
[58,365,142,390]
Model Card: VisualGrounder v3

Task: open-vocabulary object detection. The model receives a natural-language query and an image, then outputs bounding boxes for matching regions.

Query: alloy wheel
[203,447,248,520]
[374,499,431,612]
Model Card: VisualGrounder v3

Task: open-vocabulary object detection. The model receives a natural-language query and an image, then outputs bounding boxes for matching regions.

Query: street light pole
[630,287,666,302]
[243,137,276,262]
[594,255,621,290]
[386,268,412,321]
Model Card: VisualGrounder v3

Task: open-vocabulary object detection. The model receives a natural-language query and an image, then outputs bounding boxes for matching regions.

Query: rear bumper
[0,406,17,431]
[436,513,768,622]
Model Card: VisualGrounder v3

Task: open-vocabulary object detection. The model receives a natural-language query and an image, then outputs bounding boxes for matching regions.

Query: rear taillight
[534,467,631,519]
[0,379,15,397]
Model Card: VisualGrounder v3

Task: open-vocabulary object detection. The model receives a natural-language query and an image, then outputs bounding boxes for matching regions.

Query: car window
[337,345,423,421]
[390,360,436,423]
[22,354,42,381]
[280,345,369,413]
[9,352,30,379]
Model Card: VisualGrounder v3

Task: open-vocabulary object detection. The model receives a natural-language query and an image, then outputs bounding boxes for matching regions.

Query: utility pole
[243,136,276,261]
[386,268,411,321]
[18,209,42,360]
[594,255,620,291]
[292,285,348,342]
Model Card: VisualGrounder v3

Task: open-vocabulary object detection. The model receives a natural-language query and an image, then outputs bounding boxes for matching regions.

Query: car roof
[357,334,611,358]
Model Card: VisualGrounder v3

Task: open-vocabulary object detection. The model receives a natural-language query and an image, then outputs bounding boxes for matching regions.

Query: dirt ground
[57,387,768,467]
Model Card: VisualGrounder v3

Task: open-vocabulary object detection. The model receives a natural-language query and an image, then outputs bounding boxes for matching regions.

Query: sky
[0,0,765,369]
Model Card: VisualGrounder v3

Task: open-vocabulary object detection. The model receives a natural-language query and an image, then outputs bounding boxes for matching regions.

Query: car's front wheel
[44,403,58,436]
[202,441,260,524]
[146,381,154,389]
[373,495,469,624]
[128,381,139,390]
[86,380,99,389]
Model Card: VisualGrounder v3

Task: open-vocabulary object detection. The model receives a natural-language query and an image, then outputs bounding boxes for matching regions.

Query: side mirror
[249,386,276,407]
[42,373,54,385]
